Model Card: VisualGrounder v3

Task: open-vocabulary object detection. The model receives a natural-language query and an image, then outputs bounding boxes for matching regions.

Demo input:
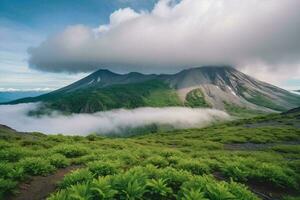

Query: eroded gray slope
[161,66,300,111]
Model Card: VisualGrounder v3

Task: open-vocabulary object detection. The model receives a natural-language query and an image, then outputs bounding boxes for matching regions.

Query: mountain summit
[8,66,300,115]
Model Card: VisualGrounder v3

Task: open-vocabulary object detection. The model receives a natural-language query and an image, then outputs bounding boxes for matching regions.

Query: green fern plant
[158,167,191,191]
[18,157,55,176]
[0,178,17,198]
[59,169,93,189]
[69,183,93,200]
[180,188,208,200]
[123,179,146,200]
[145,178,172,199]
[144,156,169,168]
[206,182,235,200]
[47,189,69,200]
[227,180,259,200]
[53,145,87,158]
[176,159,210,175]
[10,166,25,181]
[88,161,120,177]
[91,176,117,199]
[49,154,69,168]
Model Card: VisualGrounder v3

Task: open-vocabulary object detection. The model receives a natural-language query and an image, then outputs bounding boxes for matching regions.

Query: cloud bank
[28,0,300,81]
[0,88,53,92]
[0,103,229,135]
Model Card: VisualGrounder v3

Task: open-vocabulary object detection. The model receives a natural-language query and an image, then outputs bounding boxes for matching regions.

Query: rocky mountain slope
[7,66,300,114]
[161,66,300,112]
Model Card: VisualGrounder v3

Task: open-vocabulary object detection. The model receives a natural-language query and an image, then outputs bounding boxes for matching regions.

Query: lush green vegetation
[11,80,182,114]
[185,88,210,108]
[246,94,286,111]
[223,102,267,118]
[0,112,299,199]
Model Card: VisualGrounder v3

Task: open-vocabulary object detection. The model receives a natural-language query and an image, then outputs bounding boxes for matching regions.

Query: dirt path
[8,165,80,200]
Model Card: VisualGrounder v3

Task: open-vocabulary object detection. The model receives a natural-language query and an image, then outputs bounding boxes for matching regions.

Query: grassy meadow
[0,111,299,200]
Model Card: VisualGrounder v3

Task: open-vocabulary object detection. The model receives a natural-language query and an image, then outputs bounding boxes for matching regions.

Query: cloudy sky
[1,0,300,90]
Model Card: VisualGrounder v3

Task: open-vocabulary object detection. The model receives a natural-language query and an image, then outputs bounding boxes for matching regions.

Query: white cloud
[0,88,54,92]
[0,103,229,135]
[97,7,141,33]
[28,0,300,83]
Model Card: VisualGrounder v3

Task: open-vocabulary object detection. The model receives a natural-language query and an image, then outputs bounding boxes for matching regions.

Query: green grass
[1,112,300,199]
[224,102,267,118]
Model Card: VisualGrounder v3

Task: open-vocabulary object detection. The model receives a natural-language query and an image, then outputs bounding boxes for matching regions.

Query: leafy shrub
[0,141,12,149]
[110,169,148,199]
[68,183,93,200]
[180,188,208,200]
[0,178,17,198]
[18,157,55,176]
[227,181,259,200]
[221,158,299,189]
[49,166,261,200]
[166,156,181,165]
[47,189,69,200]
[86,134,98,141]
[144,156,169,168]
[91,177,117,199]
[117,153,139,166]
[157,167,191,192]
[123,179,146,199]
[0,162,13,178]
[145,178,172,199]
[88,161,120,177]
[176,159,210,175]
[251,163,298,189]
[59,169,93,189]
[205,182,235,200]
[178,176,207,196]
[0,162,25,181]
[0,148,22,162]
[221,162,249,182]
[49,154,69,168]
[72,154,100,165]
[53,145,88,158]
[50,183,93,200]
[159,149,182,158]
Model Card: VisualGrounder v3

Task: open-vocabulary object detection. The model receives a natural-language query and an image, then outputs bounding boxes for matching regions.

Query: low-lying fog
[0,103,230,136]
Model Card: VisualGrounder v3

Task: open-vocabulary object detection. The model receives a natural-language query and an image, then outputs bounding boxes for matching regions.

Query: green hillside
[14,80,182,114]
[184,88,211,108]
[1,111,300,199]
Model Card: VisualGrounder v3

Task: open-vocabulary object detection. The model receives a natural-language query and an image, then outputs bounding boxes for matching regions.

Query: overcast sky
[1,0,300,90]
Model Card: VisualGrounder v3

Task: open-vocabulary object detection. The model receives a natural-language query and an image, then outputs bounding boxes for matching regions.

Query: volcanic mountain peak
[7,66,300,115]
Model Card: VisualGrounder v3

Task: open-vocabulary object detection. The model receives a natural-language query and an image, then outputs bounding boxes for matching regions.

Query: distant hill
[7,66,300,115]
[0,91,47,103]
